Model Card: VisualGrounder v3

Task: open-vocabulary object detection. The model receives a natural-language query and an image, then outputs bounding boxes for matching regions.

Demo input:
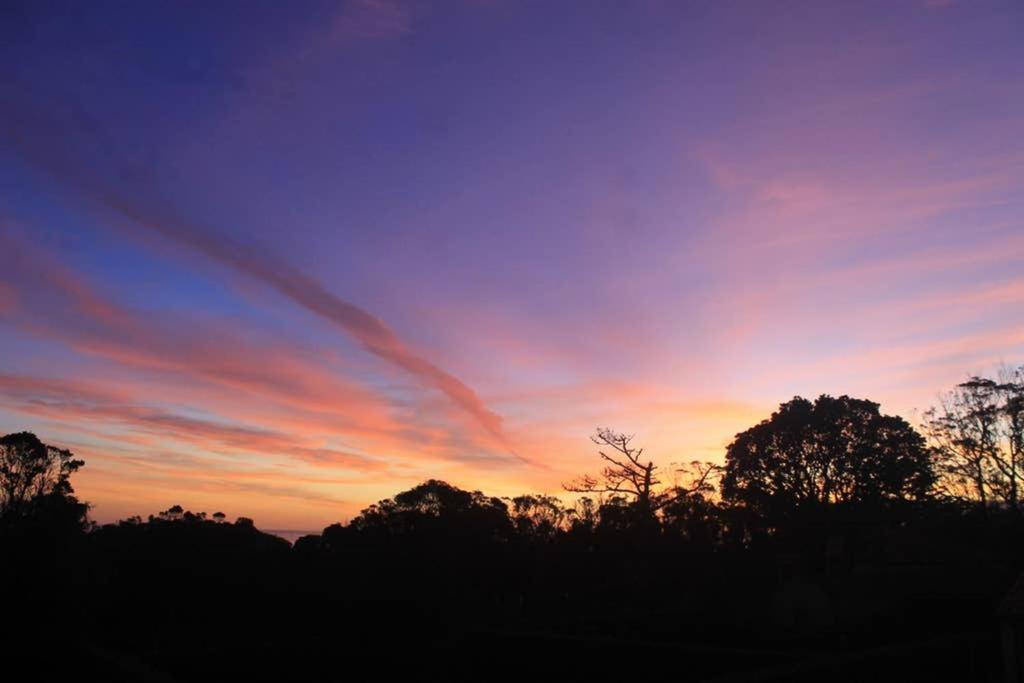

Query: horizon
[1,0,1022,529]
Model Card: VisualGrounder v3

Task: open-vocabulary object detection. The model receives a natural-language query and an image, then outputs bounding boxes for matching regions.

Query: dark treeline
[4,369,1024,681]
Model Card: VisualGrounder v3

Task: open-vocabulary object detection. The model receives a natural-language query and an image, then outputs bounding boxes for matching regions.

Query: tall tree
[721,395,934,522]
[564,428,661,515]
[0,431,84,517]
[924,366,1024,510]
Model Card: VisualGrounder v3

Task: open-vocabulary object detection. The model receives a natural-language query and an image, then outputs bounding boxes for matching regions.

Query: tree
[566,496,597,536]
[660,460,724,546]
[721,395,934,524]
[0,431,85,519]
[157,504,185,521]
[564,428,661,515]
[924,366,1024,510]
[348,479,511,543]
[659,490,722,547]
[508,494,569,540]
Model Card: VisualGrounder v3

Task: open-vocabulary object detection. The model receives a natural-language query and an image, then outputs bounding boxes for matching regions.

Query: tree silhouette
[660,461,724,546]
[348,479,511,543]
[157,504,185,521]
[670,460,722,498]
[659,490,722,546]
[509,494,569,539]
[0,431,85,520]
[1,401,1019,681]
[924,367,1024,510]
[721,395,934,523]
[564,428,661,515]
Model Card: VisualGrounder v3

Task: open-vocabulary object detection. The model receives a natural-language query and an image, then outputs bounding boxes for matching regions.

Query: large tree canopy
[721,395,934,520]
[344,479,512,544]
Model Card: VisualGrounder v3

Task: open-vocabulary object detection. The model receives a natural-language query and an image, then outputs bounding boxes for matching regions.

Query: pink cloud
[0,373,386,472]
[0,97,514,452]
[0,230,400,428]
[0,231,530,479]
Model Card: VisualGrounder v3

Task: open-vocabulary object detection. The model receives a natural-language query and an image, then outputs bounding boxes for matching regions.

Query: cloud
[0,373,386,472]
[0,96,515,455]
[155,223,510,443]
[142,221,511,449]
[0,229,399,429]
[0,230,527,472]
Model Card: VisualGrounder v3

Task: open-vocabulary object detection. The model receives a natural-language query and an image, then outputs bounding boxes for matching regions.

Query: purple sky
[0,0,1022,528]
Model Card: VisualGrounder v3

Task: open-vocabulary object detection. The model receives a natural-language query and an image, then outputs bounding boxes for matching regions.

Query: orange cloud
[0,374,386,471]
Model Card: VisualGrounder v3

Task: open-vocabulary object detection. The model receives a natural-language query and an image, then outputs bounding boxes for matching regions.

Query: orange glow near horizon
[1,1,1022,530]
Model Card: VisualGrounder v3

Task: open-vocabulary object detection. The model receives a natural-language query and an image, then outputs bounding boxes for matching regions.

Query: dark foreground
[4,505,1020,682]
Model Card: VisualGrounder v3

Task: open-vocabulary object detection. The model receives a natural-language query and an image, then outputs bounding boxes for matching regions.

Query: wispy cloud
[0,94,516,454]
[0,228,528,477]
[0,229,397,429]
[0,373,385,471]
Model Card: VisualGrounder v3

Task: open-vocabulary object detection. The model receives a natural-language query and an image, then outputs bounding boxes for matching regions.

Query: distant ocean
[264,529,317,545]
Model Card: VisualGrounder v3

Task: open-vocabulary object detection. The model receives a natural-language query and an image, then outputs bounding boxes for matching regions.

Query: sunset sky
[1,0,1022,530]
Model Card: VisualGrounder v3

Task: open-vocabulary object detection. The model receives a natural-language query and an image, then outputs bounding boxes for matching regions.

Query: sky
[0,0,1022,530]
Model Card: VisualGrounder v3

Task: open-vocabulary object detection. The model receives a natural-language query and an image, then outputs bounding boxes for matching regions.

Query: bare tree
[564,428,661,513]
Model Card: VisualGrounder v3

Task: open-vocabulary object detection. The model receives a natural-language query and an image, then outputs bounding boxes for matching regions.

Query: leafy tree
[593,494,643,534]
[155,504,185,521]
[293,533,324,554]
[721,395,934,524]
[924,366,1024,510]
[657,461,722,544]
[0,431,86,522]
[349,479,511,543]
[566,496,597,536]
[659,491,722,547]
[508,494,569,540]
[0,431,89,617]
[668,460,722,499]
